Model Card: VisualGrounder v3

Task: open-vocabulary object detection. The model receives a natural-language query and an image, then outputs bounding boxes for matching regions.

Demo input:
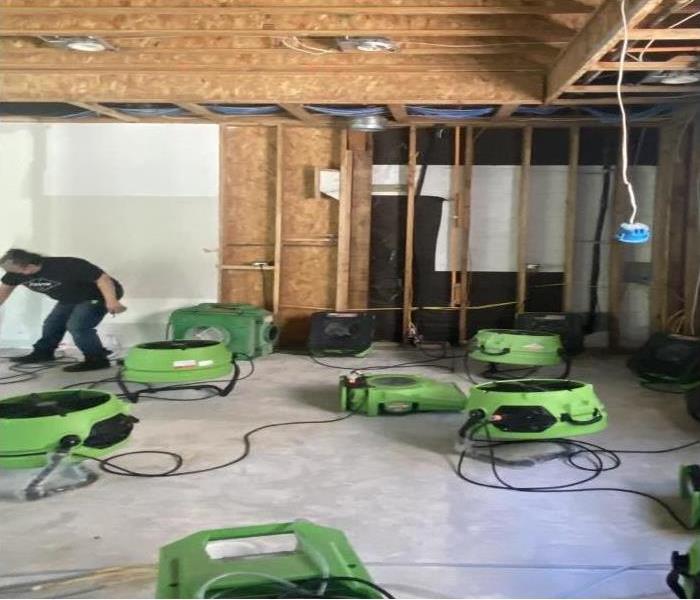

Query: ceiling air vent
[349,115,388,131]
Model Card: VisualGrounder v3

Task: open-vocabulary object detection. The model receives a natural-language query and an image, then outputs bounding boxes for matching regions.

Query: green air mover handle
[561,409,602,426]
[479,345,511,356]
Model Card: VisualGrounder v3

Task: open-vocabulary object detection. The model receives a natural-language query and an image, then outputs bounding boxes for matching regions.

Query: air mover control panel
[340,374,467,416]
[461,379,607,441]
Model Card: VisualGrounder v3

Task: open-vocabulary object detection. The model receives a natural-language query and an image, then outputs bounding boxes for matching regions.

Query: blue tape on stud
[616,222,651,244]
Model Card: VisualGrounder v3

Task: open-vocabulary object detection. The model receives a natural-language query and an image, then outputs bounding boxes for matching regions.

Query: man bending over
[0,249,126,372]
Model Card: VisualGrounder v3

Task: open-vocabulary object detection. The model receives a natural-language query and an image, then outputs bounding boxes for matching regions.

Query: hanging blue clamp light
[616,221,651,244]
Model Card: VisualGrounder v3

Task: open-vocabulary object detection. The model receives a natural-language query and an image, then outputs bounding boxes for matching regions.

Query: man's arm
[96,274,127,315]
[0,283,16,307]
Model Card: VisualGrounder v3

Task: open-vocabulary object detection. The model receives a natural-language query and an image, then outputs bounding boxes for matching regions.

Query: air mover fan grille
[184,326,231,346]
[0,391,111,419]
[138,340,220,350]
[481,380,586,393]
[369,375,420,387]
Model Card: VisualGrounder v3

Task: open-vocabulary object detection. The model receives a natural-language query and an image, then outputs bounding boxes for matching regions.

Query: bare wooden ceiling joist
[0,14,576,40]
[546,0,669,102]
[0,51,546,73]
[0,71,544,104]
[0,1,596,15]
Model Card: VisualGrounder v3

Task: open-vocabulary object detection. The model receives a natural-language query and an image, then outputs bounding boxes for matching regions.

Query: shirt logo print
[26,278,62,292]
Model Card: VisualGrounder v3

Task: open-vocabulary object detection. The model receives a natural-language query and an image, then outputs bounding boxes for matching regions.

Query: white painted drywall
[0,123,219,352]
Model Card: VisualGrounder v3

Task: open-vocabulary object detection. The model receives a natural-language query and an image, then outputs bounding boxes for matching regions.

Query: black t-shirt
[1,257,123,303]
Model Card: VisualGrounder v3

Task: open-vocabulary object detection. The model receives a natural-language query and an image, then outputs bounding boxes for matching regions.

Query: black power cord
[456,421,697,531]
[72,411,357,478]
[0,356,78,385]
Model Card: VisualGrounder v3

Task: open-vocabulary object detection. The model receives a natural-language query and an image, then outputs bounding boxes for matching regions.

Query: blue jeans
[35,301,109,358]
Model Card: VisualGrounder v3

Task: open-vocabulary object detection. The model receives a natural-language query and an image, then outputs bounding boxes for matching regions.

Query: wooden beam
[388,104,409,123]
[0,51,546,73]
[0,72,543,104]
[69,101,139,122]
[546,0,666,102]
[279,103,321,122]
[459,126,474,344]
[596,58,700,71]
[563,126,580,312]
[553,95,700,105]
[608,148,626,350]
[0,14,575,39]
[650,124,675,332]
[516,126,533,314]
[336,141,353,311]
[347,130,373,310]
[273,125,284,317]
[628,28,700,41]
[402,126,417,343]
[565,84,700,93]
[493,104,519,120]
[175,102,222,121]
[450,127,461,307]
[0,2,594,15]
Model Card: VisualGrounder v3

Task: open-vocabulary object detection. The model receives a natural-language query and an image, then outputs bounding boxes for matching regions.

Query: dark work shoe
[9,351,56,364]
[63,357,112,373]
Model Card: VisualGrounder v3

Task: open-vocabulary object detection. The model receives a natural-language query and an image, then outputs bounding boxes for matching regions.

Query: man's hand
[106,301,127,315]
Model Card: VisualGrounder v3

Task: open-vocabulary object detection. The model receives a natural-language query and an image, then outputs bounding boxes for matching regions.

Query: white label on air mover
[173,360,197,369]
[198,360,214,367]
[523,343,545,352]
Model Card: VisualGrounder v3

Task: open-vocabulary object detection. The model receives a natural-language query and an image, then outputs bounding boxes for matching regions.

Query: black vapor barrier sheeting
[369,194,456,343]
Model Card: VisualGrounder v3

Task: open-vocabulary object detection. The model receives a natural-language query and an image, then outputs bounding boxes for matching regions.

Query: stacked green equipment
[468,329,569,379]
[681,465,700,528]
[668,540,700,599]
[340,374,467,416]
[169,303,278,358]
[460,379,607,441]
[156,520,383,599]
[0,390,136,500]
[123,340,232,384]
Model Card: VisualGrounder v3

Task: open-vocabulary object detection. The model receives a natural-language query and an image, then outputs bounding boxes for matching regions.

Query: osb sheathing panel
[220,126,276,266]
[278,246,337,344]
[221,270,273,308]
[282,127,341,236]
[278,127,340,344]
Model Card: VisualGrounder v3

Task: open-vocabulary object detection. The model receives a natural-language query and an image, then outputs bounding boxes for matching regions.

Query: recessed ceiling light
[39,35,115,52]
[660,72,700,85]
[336,37,398,53]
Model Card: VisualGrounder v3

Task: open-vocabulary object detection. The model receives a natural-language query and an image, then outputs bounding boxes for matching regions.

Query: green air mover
[118,340,239,403]
[459,379,607,441]
[668,540,700,599]
[681,465,700,528]
[0,390,136,500]
[169,303,278,358]
[156,520,383,599]
[340,373,467,416]
[468,329,569,380]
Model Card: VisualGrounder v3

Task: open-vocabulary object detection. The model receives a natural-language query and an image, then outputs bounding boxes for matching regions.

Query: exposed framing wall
[219,120,693,348]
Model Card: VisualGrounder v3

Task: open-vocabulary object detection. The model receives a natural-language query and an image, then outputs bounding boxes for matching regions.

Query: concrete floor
[0,348,696,598]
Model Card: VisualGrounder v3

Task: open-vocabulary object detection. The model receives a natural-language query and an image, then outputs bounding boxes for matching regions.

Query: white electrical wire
[638,7,700,62]
[617,0,639,225]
